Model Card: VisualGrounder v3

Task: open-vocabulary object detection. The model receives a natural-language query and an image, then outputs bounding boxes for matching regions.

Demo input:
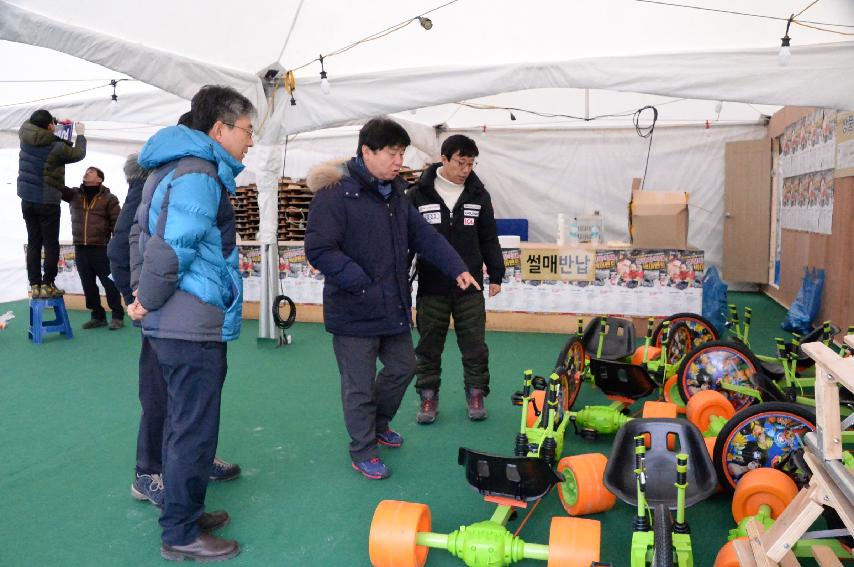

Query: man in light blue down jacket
[128,85,254,562]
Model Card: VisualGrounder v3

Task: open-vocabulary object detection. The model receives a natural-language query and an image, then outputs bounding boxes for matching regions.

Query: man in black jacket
[407,135,505,423]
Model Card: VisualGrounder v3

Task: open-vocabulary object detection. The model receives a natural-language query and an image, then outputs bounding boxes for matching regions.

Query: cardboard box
[629,178,689,248]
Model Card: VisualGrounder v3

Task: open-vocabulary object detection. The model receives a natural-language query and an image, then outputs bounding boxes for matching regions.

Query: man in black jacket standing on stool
[407,135,505,423]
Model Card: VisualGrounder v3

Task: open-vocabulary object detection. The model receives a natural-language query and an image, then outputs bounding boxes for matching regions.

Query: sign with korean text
[521,247,595,282]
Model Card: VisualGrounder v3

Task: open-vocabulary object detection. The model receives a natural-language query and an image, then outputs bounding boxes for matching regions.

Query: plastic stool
[29,297,74,344]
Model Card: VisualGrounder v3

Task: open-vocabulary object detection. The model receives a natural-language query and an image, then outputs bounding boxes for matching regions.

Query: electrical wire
[634,106,659,191]
[0,83,111,108]
[0,78,136,83]
[289,0,462,72]
[272,294,297,330]
[793,20,854,36]
[794,0,821,19]
[633,0,854,28]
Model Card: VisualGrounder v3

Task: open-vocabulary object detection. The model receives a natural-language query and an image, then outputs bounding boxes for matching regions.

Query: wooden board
[724,138,772,283]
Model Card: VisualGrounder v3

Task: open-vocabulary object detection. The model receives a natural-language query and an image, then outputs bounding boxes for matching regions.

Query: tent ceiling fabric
[272,42,854,138]
[0,0,266,109]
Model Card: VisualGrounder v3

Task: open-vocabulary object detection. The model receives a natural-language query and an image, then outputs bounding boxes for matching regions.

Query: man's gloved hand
[75,122,86,135]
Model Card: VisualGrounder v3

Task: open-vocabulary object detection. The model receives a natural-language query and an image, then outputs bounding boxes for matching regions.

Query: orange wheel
[713,538,746,567]
[731,468,798,523]
[642,401,678,418]
[686,390,735,432]
[547,516,600,567]
[369,500,431,567]
[662,374,686,413]
[632,346,662,366]
[556,454,616,516]
[527,390,546,428]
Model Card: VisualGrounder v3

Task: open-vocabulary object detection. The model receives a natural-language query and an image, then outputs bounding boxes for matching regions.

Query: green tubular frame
[414,505,552,566]
[629,437,695,567]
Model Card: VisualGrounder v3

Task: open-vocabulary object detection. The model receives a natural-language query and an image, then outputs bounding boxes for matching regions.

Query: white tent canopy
[1,0,853,305]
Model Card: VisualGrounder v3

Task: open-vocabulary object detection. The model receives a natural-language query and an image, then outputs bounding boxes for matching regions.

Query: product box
[629,178,689,249]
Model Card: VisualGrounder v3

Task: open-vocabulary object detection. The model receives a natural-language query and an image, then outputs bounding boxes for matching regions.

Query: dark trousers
[141,336,227,546]
[332,332,416,462]
[75,245,124,320]
[21,201,60,286]
[414,293,490,395]
[136,335,166,476]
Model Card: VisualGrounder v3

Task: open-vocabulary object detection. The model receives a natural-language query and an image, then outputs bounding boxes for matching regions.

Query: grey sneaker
[131,473,164,507]
[416,389,438,424]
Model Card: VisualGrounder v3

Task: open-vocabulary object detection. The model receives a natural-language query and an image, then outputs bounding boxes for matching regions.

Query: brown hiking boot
[43,283,65,297]
[466,388,487,421]
[416,389,438,424]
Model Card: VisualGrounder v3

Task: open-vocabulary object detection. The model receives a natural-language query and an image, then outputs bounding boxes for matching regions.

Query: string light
[418,16,433,30]
[509,111,517,121]
[318,55,331,95]
[780,16,794,66]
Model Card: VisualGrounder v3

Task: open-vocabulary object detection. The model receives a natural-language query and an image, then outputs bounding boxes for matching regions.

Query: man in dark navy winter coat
[305,118,479,480]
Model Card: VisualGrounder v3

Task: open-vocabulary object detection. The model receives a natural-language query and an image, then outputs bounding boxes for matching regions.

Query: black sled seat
[458,448,562,502]
[603,419,717,509]
[581,317,636,360]
[587,358,657,400]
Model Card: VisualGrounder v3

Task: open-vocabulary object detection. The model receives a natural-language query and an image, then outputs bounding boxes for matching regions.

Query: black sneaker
[109,319,124,330]
[209,457,241,481]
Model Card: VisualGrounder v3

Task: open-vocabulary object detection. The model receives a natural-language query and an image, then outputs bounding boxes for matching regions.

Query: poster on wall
[780,170,834,234]
[779,109,836,234]
[835,111,854,178]
[276,244,324,304]
[486,247,702,316]
[37,243,701,318]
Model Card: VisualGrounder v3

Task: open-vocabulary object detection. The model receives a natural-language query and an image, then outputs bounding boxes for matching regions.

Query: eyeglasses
[223,122,254,137]
[451,158,477,169]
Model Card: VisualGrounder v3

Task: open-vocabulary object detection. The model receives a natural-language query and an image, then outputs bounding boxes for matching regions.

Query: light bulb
[418,16,433,30]
[714,101,723,115]
[320,74,331,95]
[779,35,791,67]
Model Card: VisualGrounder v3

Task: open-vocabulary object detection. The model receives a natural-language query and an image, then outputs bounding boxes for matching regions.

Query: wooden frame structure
[733,337,854,566]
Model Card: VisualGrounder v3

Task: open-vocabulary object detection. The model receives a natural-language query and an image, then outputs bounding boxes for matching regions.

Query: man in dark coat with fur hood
[305,118,479,480]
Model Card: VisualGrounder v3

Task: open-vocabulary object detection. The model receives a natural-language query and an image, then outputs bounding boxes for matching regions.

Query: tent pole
[585,88,590,121]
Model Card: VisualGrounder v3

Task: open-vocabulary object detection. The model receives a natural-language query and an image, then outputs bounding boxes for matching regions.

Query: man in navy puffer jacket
[305,118,479,480]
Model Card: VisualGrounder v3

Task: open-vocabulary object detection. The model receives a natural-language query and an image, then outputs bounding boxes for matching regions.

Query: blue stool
[29,297,74,344]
